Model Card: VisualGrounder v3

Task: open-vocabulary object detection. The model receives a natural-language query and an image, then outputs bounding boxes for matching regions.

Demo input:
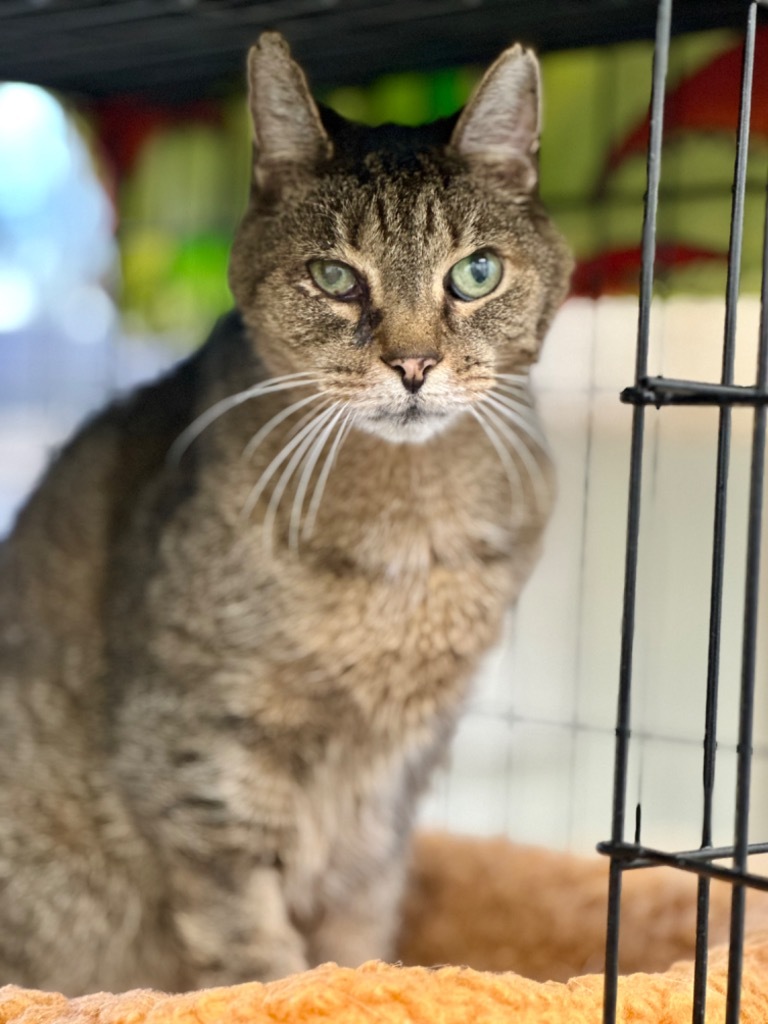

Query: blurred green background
[75,27,768,346]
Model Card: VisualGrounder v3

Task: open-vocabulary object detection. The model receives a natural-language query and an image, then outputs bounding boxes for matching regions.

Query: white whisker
[241,402,335,522]
[169,372,320,464]
[495,372,530,383]
[242,391,326,459]
[284,404,333,443]
[303,408,355,539]
[484,391,549,451]
[491,386,535,411]
[260,403,342,555]
[477,399,550,510]
[469,407,525,499]
[288,405,348,551]
[492,380,532,401]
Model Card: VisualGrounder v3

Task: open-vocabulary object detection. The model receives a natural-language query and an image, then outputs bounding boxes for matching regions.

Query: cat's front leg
[172,861,308,986]
[305,849,408,969]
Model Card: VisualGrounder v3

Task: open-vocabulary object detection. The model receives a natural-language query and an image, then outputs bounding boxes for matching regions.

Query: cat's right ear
[450,43,541,197]
[246,33,333,190]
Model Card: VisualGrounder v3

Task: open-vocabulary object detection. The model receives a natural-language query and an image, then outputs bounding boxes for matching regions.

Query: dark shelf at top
[0,0,755,102]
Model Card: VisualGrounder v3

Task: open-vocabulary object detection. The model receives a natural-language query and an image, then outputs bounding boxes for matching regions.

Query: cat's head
[229,33,572,445]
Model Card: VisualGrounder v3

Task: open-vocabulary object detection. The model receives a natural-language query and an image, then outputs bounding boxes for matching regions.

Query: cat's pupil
[324,266,344,286]
[470,258,490,284]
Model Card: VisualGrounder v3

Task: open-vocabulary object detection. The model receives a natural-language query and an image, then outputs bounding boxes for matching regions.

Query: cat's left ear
[246,32,332,190]
[450,44,540,196]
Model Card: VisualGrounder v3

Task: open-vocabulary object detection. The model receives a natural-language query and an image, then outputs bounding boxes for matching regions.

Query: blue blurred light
[0,83,72,219]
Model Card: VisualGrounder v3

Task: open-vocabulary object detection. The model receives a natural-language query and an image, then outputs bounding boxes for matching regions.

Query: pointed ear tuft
[247,32,332,188]
[450,44,541,195]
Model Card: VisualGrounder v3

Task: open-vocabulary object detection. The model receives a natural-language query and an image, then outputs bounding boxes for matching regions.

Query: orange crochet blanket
[3,832,768,1023]
[399,832,768,979]
[4,940,768,1024]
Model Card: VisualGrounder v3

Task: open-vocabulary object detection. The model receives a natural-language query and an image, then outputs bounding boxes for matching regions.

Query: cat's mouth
[357,399,460,444]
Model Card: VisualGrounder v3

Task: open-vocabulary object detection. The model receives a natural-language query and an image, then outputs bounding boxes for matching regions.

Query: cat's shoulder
[7,309,254,546]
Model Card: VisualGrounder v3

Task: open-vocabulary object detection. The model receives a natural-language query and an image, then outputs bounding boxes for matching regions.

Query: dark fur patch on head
[318,106,457,177]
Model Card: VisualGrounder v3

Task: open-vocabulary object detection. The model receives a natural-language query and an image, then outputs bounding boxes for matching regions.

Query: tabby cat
[0,33,571,994]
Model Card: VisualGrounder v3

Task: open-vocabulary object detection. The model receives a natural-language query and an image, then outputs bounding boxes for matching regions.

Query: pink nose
[384,354,441,393]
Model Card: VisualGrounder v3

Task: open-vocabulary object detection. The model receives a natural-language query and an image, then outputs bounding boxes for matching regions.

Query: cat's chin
[354,408,462,445]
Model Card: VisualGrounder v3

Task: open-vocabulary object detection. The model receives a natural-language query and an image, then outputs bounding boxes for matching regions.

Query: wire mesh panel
[600,1,768,1021]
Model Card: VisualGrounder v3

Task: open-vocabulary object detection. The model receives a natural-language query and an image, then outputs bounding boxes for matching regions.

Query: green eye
[308,259,360,299]
[448,250,502,301]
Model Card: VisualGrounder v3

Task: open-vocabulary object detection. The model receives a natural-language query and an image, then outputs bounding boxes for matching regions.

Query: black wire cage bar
[599,1,768,1022]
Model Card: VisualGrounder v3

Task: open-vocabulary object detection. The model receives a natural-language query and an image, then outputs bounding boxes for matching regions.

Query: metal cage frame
[599,1,768,1021]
